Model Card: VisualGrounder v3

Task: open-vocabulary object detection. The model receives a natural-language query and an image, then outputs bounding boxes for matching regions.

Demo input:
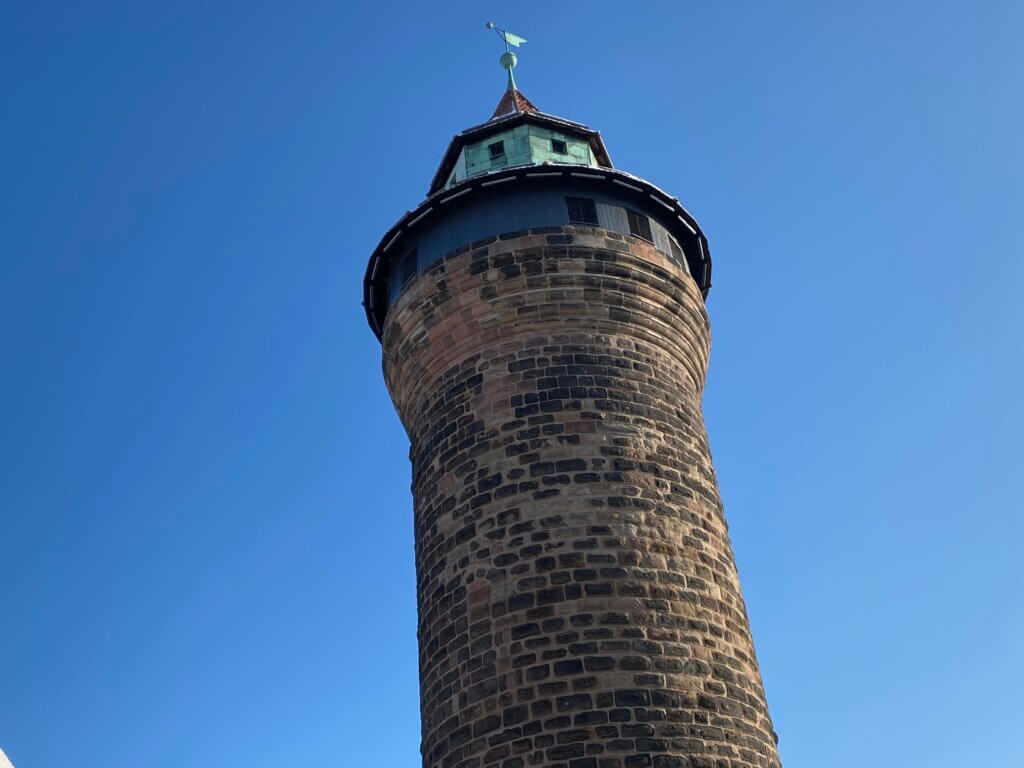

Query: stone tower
[362,69,781,768]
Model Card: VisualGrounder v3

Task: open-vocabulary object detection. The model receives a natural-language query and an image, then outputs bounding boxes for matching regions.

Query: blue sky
[2,2,1022,766]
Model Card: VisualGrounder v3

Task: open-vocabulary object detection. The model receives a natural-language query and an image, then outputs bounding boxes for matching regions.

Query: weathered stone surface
[381,225,780,768]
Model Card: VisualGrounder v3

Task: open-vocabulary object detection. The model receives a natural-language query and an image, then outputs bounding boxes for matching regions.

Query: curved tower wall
[380,217,781,768]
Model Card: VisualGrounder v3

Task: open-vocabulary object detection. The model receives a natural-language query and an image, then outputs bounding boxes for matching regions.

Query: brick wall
[380,225,780,768]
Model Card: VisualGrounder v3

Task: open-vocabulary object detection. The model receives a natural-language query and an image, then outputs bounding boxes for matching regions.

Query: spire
[485,22,536,118]
[491,87,538,118]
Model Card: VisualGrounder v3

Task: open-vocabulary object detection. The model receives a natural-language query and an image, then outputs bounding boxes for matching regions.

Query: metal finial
[485,22,527,91]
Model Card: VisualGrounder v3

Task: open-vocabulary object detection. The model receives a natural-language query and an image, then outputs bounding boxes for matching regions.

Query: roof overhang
[363,164,711,341]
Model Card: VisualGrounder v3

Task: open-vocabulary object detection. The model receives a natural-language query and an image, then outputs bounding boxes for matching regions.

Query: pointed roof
[491,86,538,118]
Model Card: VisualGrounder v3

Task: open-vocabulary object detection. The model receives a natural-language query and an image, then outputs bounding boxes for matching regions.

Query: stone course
[380,225,780,768]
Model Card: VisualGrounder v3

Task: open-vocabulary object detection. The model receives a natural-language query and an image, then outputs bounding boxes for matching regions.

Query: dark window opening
[401,248,418,286]
[488,141,505,160]
[627,209,653,242]
[669,237,684,261]
[566,196,598,225]
[551,138,567,154]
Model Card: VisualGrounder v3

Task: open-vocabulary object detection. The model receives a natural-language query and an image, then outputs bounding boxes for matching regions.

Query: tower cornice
[363,164,711,340]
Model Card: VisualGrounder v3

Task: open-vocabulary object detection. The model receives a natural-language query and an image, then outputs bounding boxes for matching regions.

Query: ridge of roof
[461,108,593,138]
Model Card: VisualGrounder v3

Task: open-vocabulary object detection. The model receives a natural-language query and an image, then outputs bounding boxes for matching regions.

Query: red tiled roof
[491,88,538,118]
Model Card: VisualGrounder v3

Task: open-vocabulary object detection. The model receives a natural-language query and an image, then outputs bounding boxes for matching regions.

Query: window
[401,248,418,286]
[566,196,598,225]
[626,209,653,241]
[551,138,567,154]
[669,237,684,261]
[488,141,505,161]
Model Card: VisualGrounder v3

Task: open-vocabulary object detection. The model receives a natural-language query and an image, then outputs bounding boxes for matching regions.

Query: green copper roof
[428,97,613,195]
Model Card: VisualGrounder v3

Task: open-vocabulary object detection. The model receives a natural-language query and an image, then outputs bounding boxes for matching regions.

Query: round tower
[363,73,780,768]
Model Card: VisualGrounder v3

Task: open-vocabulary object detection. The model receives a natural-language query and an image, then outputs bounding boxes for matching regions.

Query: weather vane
[485,22,527,90]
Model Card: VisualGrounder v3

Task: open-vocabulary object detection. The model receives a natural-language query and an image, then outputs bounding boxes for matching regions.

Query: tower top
[484,22,537,117]
[423,25,615,195]
[360,31,713,338]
